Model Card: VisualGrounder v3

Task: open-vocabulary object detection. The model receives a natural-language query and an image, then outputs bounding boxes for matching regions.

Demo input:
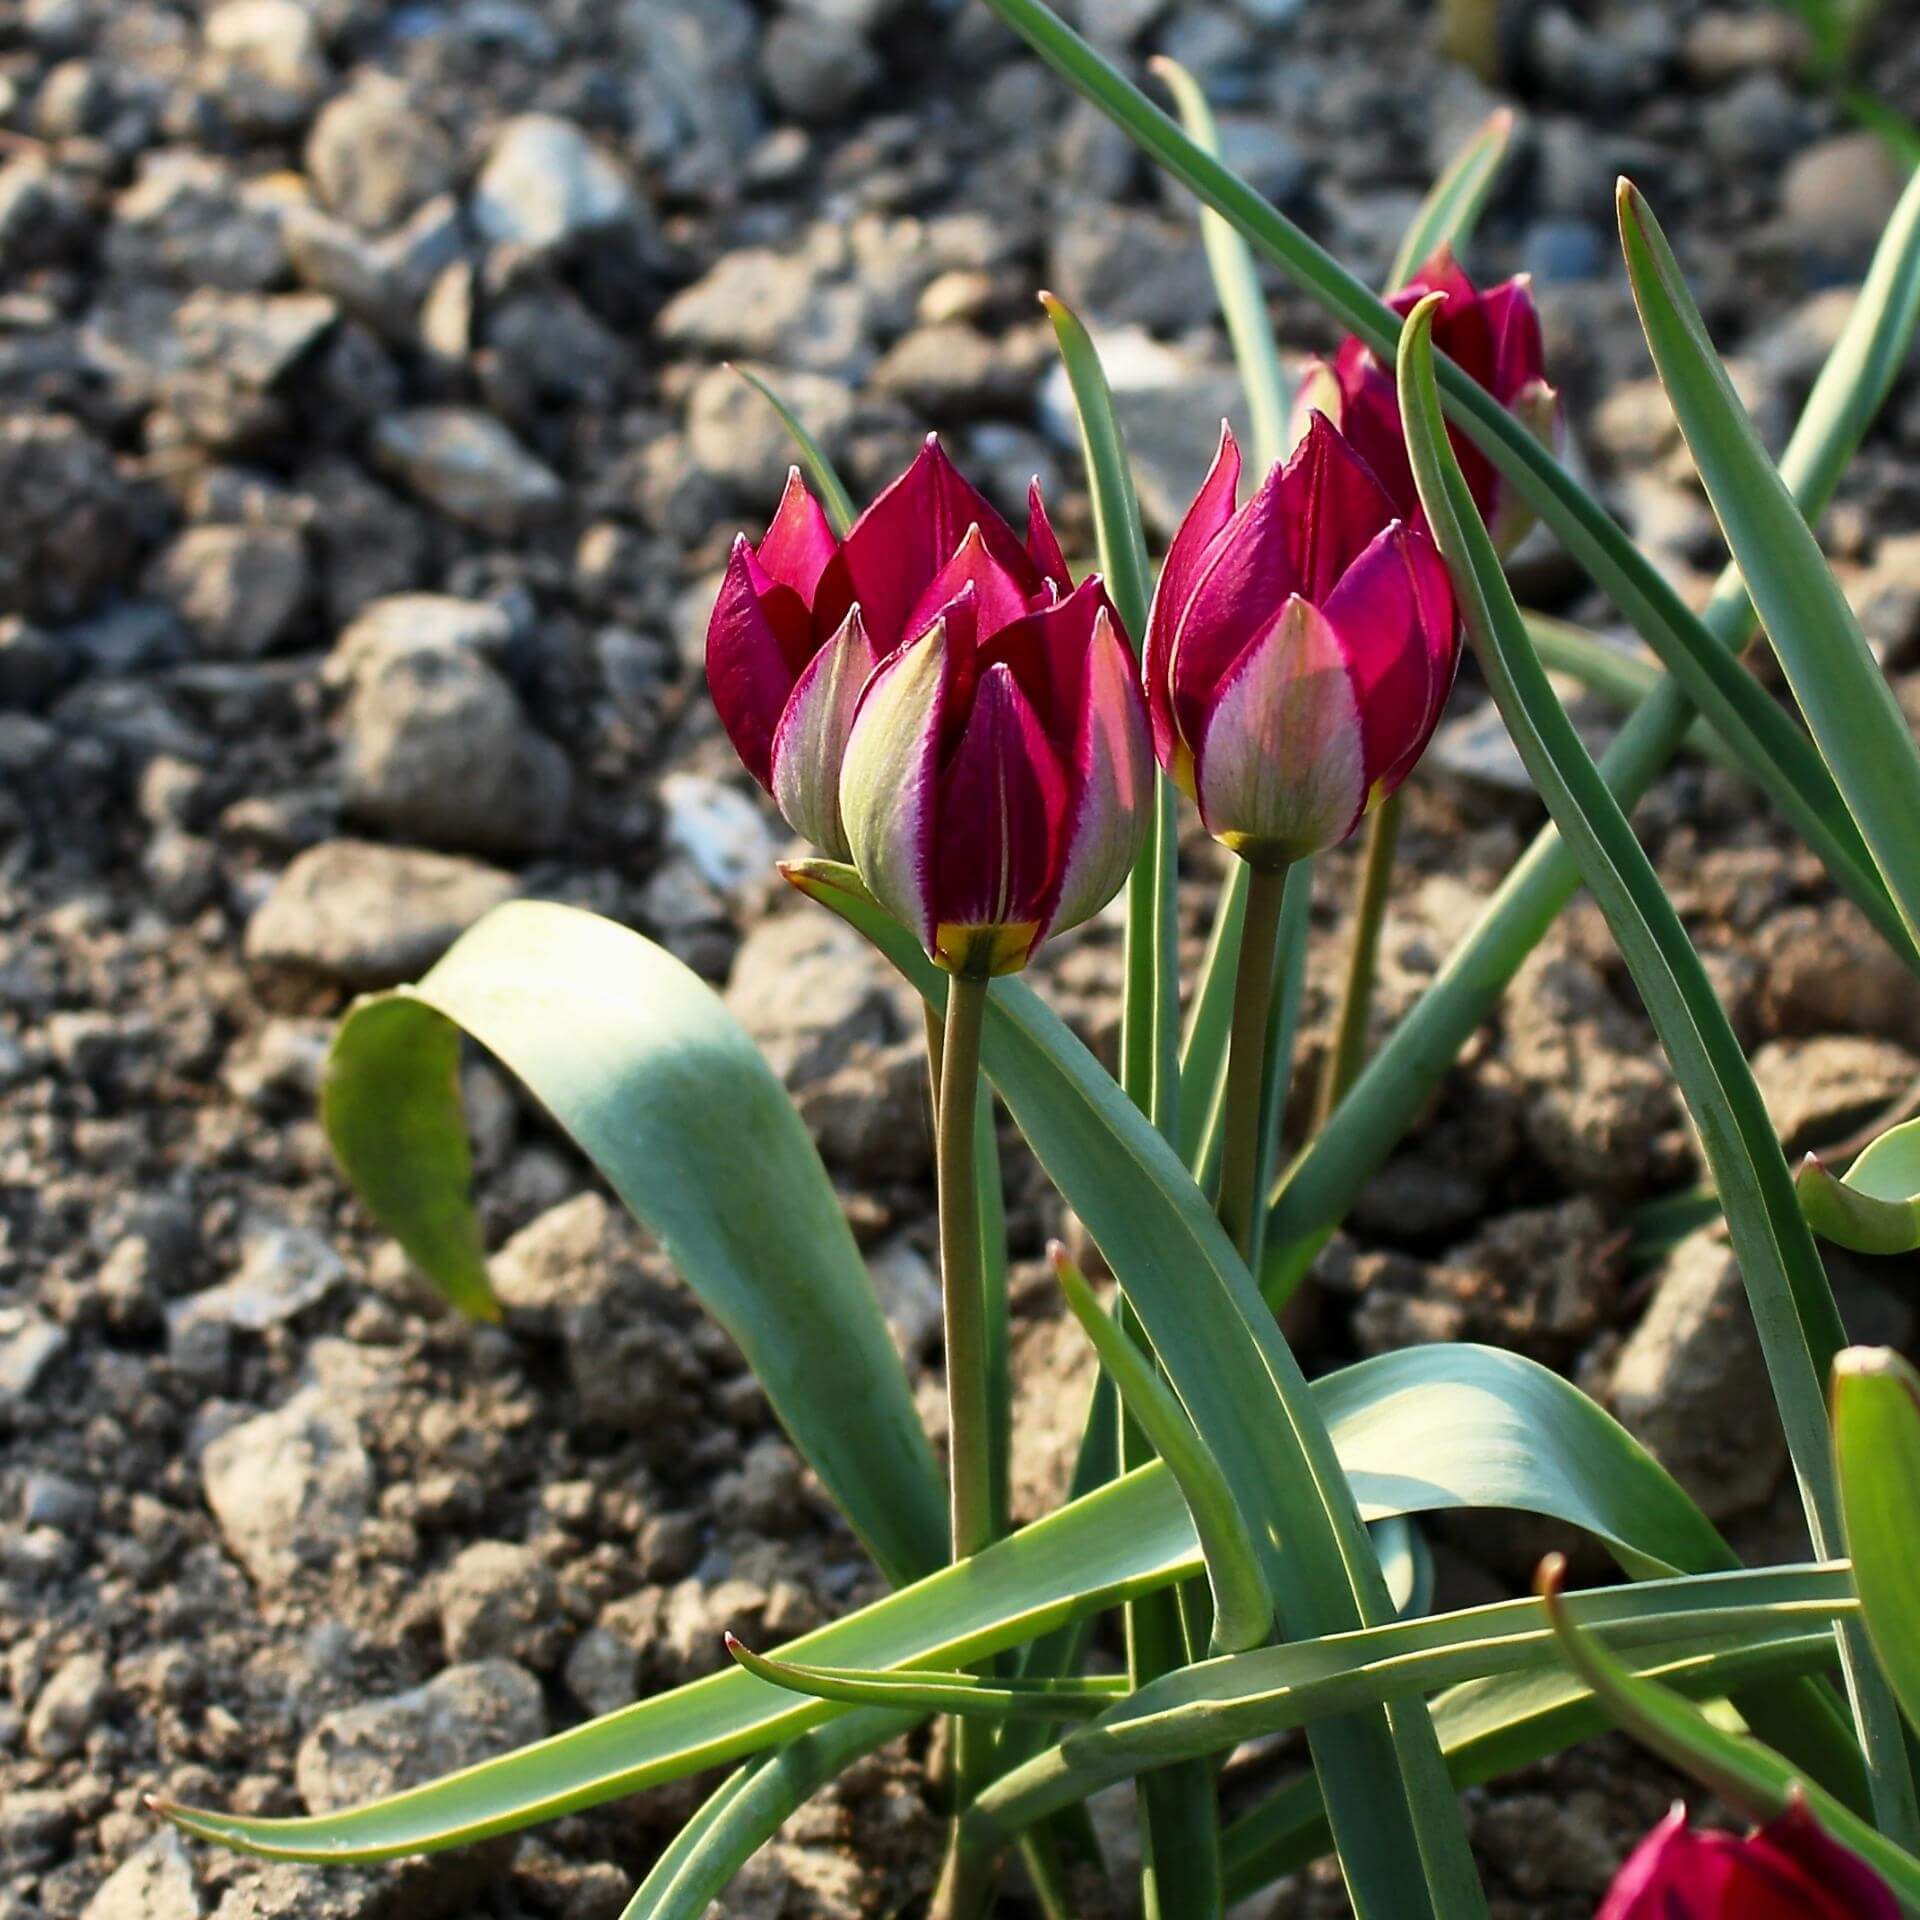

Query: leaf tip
[1534,1550,1570,1608]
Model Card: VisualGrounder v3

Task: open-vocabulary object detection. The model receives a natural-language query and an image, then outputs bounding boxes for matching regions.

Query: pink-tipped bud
[1143,416,1460,867]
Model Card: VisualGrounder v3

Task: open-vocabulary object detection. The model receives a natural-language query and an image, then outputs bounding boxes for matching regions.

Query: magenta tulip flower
[839,551,1152,979]
[705,441,1075,860]
[1599,1803,1898,1919]
[1293,246,1560,555]
[1142,413,1459,868]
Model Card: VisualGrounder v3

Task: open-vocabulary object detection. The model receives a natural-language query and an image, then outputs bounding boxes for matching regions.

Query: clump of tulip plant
[148,3,1920,1917]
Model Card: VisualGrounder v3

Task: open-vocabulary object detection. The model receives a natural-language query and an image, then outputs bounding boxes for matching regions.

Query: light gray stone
[725,910,902,1088]
[82,1830,202,1920]
[471,114,645,252]
[147,525,308,658]
[306,76,458,233]
[202,1386,375,1593]
[1610,1229,1786,1521]
[244,839,518,989]
[334,606,571,855]
[370,407,563,534]
[199,0,330,135]
[686,361,853,503]
[296,1661,547,1813]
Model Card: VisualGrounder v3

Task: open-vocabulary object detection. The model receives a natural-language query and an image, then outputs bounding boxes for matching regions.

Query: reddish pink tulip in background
[1294,244,1560,555]
[1599,1803,1898,1919]
[1142,413,1459,868]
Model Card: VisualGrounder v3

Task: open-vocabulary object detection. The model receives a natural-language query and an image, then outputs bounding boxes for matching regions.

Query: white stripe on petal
[839,620,949,951]
[771,608,875,860]
[1195,595,1367,864]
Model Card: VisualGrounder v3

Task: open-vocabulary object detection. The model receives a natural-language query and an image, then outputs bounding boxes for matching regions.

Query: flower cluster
[706,269,1551,971]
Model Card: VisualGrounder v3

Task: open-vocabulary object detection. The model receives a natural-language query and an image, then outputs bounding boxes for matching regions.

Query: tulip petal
[770,607,880,860]
[819,435,1042,651]
[1598,1807,1727,1918]
[1194,594,1367,863]
[1481,275,1548,401]
[984,572,1112,735]
[707,537,806,790]
[1322,340,1416,519]
[756,467,840,602]
[930,660,1067,971]
[1026,480,1075,596]
[1162,461,1301,771]
[899,523,1044,658]
[1144,421,1242,771]
[1746,1804,1900,1920]
[1321,520,1459,801]
[840,617,953,952]
[1281,410,1402,602]
[1049,606,1153,937]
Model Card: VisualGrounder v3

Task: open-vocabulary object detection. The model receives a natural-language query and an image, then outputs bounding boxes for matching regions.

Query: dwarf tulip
[1599,1803,1898,1919]
[1293,245,1560,555]
[839,550,1152,979]
[706,441,1076,860]
[1143,414,1459,868]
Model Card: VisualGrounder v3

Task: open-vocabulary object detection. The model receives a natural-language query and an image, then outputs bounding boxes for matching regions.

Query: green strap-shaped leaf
[1834,1347,1920,1734]
[729,364,857,534]
[725,1639,1127,1721]
[1264,154,1920,1305]
[1538,1561,1920,1904]
[1800,1118,1920,1255]
[1388,107,1516,293]
[963,1565,1855,1848]
[322,901,946,1590]
[972,0,1915,976]
[1053,1245,1272,1654]
[1149,56,1291,465]
[618,1711,906,1920]
[154,1328,1752,1868]
[1619,183,1920,952]
[1222,1628,1843,1898]
[1041,293,1179,1139]
[1396,295,1919,1847]
[1523,613,1737,775]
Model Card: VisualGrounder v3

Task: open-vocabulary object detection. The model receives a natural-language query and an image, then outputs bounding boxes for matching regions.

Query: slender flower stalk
[1313,787,1402,1131]
[1217,862,1290,1258]
[934,970,996,1920]
[937,972,995,1579]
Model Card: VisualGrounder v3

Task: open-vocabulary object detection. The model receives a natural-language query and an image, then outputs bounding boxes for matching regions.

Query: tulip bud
[1143,415,1459,868]
[1293,246,1561,555]
[840,568,1153,978]
[1600,1802,1897,1919]
[707,442,1079,862]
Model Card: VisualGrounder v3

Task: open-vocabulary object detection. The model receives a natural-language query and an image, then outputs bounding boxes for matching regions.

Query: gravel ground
[2,0,1919,1915]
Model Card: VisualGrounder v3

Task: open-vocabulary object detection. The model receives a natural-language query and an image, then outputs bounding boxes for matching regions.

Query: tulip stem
[935,970,998,1914]
[1218,862,1291,1260]
[1314,790,1403,1133]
